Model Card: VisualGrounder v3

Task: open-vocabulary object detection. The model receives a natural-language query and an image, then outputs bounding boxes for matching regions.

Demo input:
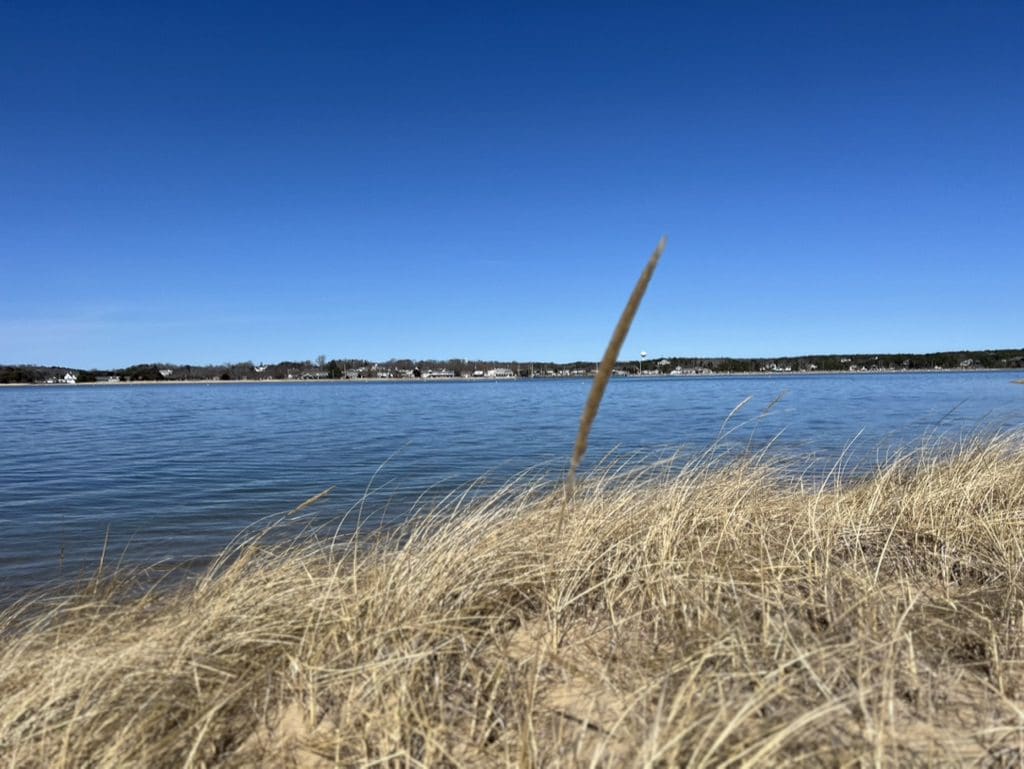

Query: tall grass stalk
[561,237,665,534]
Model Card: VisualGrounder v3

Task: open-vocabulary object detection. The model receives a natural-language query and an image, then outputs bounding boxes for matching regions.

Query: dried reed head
[561,237,666,529]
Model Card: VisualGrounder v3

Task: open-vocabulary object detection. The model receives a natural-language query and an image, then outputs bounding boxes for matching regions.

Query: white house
[62,371,77,384]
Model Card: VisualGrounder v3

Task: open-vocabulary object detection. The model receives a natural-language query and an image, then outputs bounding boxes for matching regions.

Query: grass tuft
[3,435,1024,766]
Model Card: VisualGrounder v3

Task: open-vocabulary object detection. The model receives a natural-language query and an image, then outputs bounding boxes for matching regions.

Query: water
[1,373,1022,598]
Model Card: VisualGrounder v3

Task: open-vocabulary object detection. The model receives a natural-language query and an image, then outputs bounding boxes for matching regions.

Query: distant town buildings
[5,349,1023,386]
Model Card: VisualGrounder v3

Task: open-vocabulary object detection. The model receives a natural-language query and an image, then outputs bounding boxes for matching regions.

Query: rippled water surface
[1,373,1022,597]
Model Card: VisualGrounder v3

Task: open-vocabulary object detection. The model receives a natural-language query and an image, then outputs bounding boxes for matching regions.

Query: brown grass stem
[561,237,665,534]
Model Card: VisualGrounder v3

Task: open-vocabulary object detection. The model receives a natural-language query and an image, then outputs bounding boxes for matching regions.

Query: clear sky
[2,1,1022,368]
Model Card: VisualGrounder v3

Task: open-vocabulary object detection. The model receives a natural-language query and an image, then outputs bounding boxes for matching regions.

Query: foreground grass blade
[563,237,666,514]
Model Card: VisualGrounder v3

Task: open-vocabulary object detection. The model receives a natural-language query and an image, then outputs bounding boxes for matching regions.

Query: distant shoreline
[3,368,1023,388]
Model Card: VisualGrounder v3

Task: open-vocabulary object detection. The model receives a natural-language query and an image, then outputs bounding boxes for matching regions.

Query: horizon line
[4,346,1024,371]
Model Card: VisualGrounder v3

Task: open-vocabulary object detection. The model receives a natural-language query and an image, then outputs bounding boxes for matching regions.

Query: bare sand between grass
[2,436,1024,767]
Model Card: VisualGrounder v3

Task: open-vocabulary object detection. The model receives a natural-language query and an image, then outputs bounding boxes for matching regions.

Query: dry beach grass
[3,437,1024,767]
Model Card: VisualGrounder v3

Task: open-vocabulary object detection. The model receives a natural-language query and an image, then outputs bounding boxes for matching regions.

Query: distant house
[959,359,974,368]
[485,368,515,378]
[159,369,174,378]
[62,371,77,384]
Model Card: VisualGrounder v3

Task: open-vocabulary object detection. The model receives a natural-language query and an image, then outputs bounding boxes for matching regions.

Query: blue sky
[2,1,1021,368]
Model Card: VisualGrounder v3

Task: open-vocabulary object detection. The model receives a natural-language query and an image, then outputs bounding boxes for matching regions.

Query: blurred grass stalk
[562,237,665,535]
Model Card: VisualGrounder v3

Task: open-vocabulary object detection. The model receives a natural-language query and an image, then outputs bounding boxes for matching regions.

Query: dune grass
[2,436,1024,767]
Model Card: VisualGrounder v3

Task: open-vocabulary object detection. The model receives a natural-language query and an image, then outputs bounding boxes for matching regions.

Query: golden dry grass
[2,436,1024,767]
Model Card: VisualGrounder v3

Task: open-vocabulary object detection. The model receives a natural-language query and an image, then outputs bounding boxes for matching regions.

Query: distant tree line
[2,349,1023,384]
